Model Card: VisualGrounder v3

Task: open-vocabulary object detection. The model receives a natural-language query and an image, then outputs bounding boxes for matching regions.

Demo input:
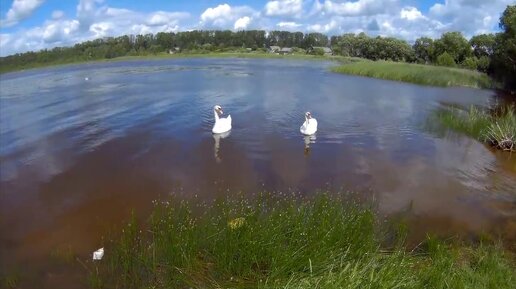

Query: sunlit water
[1,58,515,288]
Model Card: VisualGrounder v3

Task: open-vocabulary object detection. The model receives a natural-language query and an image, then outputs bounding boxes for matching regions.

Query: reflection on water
[304,134,316,155]
[213,131,231,163]
[0,58,515,288]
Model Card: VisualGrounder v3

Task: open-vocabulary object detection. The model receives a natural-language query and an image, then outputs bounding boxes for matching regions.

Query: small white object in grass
[93,247,104,260]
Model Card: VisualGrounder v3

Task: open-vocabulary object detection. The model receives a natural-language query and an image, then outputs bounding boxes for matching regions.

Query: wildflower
[228,217,245,229]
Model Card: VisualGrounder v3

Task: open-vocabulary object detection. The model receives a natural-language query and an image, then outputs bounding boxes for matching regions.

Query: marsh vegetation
[437,105,516,151]
[88,195,515,289]
[331,61,493,88]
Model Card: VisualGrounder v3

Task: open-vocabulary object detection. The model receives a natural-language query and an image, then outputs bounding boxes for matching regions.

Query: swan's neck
[305,116,310,124]
[214,110,220,121]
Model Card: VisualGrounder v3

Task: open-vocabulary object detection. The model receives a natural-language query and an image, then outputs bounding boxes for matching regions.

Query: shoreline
[1,52,493,89]
[0,52,340,75]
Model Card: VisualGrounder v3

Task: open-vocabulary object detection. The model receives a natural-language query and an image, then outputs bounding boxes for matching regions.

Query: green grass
[89,194,515,289]
[331,60,494,88]
[437,105,516,151]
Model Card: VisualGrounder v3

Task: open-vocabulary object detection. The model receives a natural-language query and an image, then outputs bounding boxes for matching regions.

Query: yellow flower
[228,217,245,229]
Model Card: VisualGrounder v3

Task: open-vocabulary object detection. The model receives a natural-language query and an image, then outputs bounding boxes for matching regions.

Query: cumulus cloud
[1,0,45,27]
[313,0,397,17]
[0,0,189,56]
[265,0,303,17]
[400,7,424,21]
[200,3,257,29]
[277,21,302,29]
[428,0,512,35]
[0,0,513,56]
[234,16,251,30]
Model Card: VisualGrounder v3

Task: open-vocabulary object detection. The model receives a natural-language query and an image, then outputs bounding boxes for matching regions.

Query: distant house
[307,46,333,56]
[279,47,293,55]
[168,47,181,54]
[268,46,280,53]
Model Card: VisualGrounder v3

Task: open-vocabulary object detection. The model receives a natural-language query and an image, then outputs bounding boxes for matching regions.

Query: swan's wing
[227,115,232,124]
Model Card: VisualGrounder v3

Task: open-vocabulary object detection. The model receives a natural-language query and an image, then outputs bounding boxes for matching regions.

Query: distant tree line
[1,5,514,92]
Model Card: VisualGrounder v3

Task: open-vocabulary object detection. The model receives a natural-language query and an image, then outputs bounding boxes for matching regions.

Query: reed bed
[437,105,516,151]
[331,61,493,88]
[88,194,515,289]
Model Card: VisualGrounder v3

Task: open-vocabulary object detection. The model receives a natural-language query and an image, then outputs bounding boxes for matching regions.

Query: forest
[1,5,514,92]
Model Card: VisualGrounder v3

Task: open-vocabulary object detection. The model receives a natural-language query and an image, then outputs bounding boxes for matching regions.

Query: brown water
[0,58,515,287]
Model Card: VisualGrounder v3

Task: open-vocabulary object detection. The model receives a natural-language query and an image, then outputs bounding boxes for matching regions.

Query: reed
[90,194,515,289]
[331,61,493,88]
[437,105,516,151]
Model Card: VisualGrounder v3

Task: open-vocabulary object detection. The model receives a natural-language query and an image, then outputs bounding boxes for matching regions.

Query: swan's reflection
[304,134,316,155]
[213,131,231,163]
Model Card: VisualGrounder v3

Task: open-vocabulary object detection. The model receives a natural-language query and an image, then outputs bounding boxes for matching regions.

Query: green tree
[492,5,516,91]
[434,32,472,64]
[436,52,455,67]
[461,56,479,70]
[413,37,434,63]
[477,56,491,73]
[311,47,325,56]
[470,34,496,57]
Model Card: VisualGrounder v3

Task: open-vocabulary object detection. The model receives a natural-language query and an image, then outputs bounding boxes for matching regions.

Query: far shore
[0,52,493,89]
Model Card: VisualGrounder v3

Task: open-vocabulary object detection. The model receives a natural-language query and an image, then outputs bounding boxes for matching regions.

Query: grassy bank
[331,60,493,88]
[437,105,516,151]
[88,194,515,289]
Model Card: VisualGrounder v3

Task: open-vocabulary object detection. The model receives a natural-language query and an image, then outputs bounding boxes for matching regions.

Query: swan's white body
[93,248,104,260]
[300,112,318,135]
[212,105,232,134]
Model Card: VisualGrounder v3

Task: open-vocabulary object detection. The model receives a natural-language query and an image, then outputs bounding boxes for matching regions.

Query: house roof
[313,46,332,53]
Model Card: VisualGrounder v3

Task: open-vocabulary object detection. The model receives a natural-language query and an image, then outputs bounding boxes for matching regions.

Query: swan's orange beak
[219,109,223,115]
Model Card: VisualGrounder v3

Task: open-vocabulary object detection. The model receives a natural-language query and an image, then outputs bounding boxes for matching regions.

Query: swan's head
[305,112,312,119]
[214,105,223,115]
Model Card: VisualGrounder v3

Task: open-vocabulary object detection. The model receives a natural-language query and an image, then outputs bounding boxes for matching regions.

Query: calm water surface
[1,58,515,288]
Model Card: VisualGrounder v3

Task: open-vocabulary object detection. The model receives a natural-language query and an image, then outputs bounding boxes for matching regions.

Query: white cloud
[200,3,257,29]
[429,0,512,36]
[400,7,424,21]
[277,21,302,29]
[51,10,64,20]
[265,0,303,17]
[1,0,45,27]
[234,16,251,30]
[315,0,397,17]
[0,0,189,56]
[0,0,513,56]
[308,19,340,33]
[200,4,232,24]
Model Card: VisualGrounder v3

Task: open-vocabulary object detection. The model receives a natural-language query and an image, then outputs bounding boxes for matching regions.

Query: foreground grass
[89,194,515,289]
[437,105,516,151]
[331,60,493,88]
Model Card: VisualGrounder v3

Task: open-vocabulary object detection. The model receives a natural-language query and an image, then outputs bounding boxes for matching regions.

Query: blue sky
[0,0,512,56]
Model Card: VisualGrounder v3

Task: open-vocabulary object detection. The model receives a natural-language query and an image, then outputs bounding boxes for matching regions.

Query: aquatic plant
[437,105,516,151]
[90,194,515,289]
[331,60,493,88]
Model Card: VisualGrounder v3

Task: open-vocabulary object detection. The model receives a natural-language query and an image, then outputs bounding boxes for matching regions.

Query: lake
[1,58,515,288]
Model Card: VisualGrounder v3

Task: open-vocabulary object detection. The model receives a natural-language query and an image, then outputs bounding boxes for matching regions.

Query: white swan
[93,247,104,260]
[300,112,318,135]
[212,105,232,134]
